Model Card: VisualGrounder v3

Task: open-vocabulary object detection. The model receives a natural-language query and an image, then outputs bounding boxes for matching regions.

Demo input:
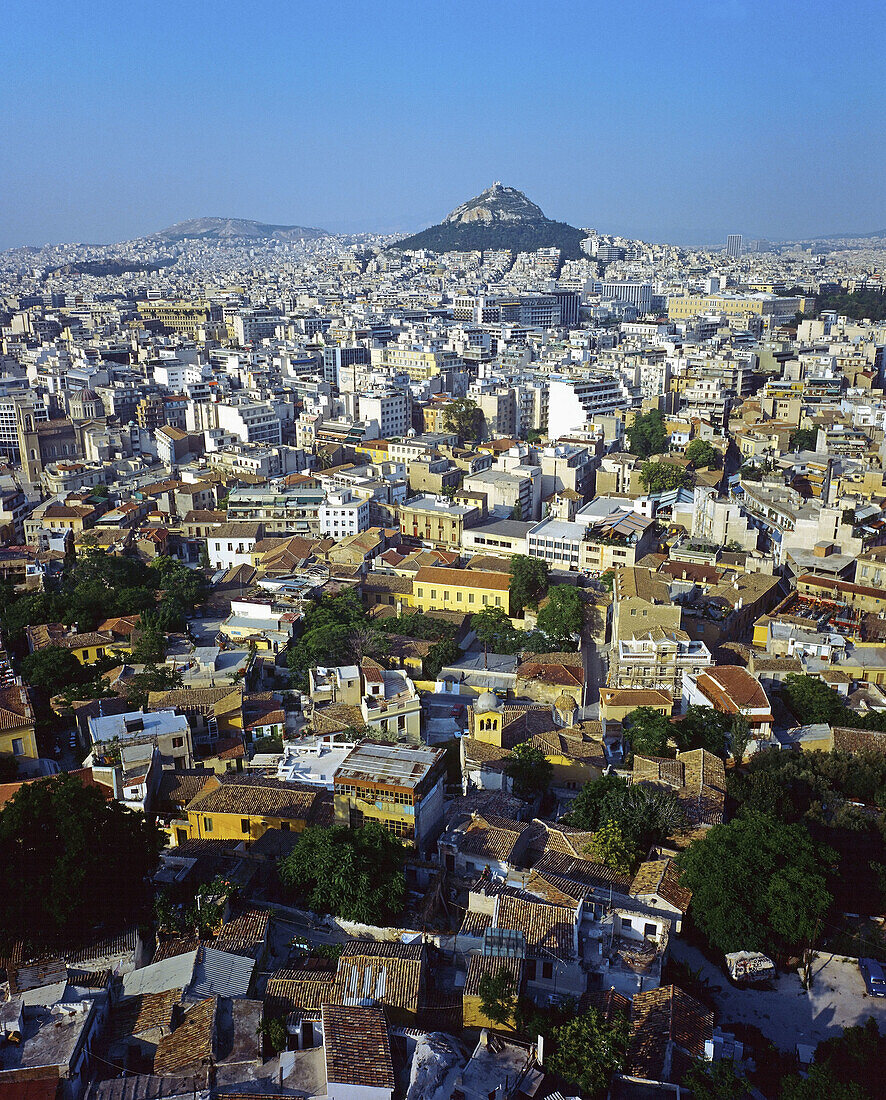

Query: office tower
[726,234,743,259]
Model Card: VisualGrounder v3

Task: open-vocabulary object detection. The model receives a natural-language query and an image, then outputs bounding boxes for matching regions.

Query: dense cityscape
[0,179,884,1099]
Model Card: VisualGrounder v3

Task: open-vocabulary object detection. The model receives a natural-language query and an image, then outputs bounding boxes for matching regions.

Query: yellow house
[600,688,673,724]
[463,955,522,1032]
[0,685,38,767]
[186,776,329,842]
[529,727,605,791]
[411,566,511,615]
[24,624,132,666]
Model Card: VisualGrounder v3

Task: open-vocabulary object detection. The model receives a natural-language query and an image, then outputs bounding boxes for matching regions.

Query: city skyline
[3,0,885,250]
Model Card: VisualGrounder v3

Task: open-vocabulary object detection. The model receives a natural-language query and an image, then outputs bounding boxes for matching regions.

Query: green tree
[130,612,167,663]
[471,606,523,655]
[781,674,849,725]
[564,774,630,831]
[123,663,183,709]
[478,965,517,1027]
[789,427,819,452]
[639,461,694,495]
[0,773,161,952]
[505,743,553,800]
[278,822,406,925]
[0,755,19,782]
[683,1059,750,1099]
[780,1017,886,1099]
[259,1017,288,1055]
[536,586,584,647]
[685,439,721,469]
[509,555,549,615]
[546,1007,631,1098]
[442,397,484,443]
[626,408,669,459]
[287,591,370,689]
[19,647,85,694]
[674,705,732,757]
[625,707,673,757]
[729,714,751,764]
[424,635,459,679]
[679,812,832,957]
[586,818,636,875]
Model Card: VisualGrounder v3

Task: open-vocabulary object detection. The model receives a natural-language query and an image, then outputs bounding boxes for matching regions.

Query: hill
[392,183,586,258]
[151,217,328,242]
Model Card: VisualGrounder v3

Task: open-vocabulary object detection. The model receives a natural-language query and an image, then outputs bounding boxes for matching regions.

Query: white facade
[547,375,629,440]
[358,390,409,438]
[319,489,370,538]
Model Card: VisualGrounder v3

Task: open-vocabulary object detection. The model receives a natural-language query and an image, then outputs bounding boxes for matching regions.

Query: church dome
[475,691,502,713]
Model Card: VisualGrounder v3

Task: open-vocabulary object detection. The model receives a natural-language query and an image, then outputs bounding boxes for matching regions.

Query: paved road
[581,633,608,712]
[670,938,886,1051]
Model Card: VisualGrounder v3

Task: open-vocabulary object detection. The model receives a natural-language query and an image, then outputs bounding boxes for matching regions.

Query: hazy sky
[2,0,884,249]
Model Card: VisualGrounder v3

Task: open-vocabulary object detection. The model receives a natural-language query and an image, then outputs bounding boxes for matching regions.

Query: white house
[318,489,370,539]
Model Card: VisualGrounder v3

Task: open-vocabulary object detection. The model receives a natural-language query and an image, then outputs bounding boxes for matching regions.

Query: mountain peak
[444,183,546,226]
[393,184,585,257]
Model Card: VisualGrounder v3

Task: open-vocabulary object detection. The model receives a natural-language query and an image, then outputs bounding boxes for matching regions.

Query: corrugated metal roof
[188,945,254,998]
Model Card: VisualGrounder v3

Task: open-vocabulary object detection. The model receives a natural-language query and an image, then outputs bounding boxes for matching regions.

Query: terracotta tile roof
[456,815,533,862]
[311,702,366,736]
[626,985,713,1083]
[633,749,726,826]
[532,851,631,894]
[524,819,597,860]
[694,666,771,712]
[214,907,269,960]
[108,989,178,1042]
[601,688,673,709]
[152,936,199,964]
[265,969,337,1016]
[630,859,692,913]
[459,911,493,937]
[517,661,584,690]
[153,997,216,1076]
[495,890,579,960]
[832,726,886,754]
[334,941,425,1010]
[414,565,511,591]
[0,685,33,730]
[461,736,513,773]
[147,686,242,715]
[322,1003,394,1089]
[186,778,330,824]
[585,986,631,1022]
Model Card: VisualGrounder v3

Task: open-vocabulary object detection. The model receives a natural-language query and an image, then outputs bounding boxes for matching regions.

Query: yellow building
[371,346,446,381]
[411,566,510,614]
[600,687,673,724]
[138,300,210,336]
[667,293,808,322]
[186,776,329,842]
[0,685,38,767]
[24,623,132,666]
[399,496,482,551]
[463,956,522,1032]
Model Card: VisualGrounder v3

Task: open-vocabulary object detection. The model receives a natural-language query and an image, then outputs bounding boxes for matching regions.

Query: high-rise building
[726,234,743,259]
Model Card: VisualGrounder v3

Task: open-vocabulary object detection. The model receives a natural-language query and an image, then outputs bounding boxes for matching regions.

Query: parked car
[859,958,886,997]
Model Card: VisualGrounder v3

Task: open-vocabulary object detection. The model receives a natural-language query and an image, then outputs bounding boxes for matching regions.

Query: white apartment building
[319,489,371,538]
[547,375,630,440]
[358,390,410,438]
[215,400,283,445]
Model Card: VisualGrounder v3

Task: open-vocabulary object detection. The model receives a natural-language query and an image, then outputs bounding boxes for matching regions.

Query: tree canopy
[504,743,553,801]
[789,427,819,452]
[0,773,161,952]
[536,585,584,647]
[684,438,721,469]
[278,822,406,925]
[779,1017,886,1099]
[546,1007,631,1098]
[442,397,484,443]
[626,408,668,459]
[639,461,694,495]
[509,555,549,615]
[478,965,518,1027]
[679,812,832,957]
[780,674,886,733]
[287,590,374,689]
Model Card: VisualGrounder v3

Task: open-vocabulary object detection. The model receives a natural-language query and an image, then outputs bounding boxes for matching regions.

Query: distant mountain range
[151,217,329,242]
[392,183,587,257]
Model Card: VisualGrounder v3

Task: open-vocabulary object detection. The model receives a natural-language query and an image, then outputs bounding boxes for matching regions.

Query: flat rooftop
[334,741,445,788]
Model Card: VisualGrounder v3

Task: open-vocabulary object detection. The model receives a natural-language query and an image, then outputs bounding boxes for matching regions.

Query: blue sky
[2,0,884,248]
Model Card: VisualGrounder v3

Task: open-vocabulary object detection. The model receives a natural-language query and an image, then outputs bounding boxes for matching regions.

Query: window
[12,738,23,756]
[281,821,290,831]
[542,961,553,980]
[172,737,184,748]
[240,818,251,834]
[644,922,658,938]
[203,817,213,832]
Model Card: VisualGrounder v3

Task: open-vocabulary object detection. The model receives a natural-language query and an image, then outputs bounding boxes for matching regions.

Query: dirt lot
[670,939,886,1051]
